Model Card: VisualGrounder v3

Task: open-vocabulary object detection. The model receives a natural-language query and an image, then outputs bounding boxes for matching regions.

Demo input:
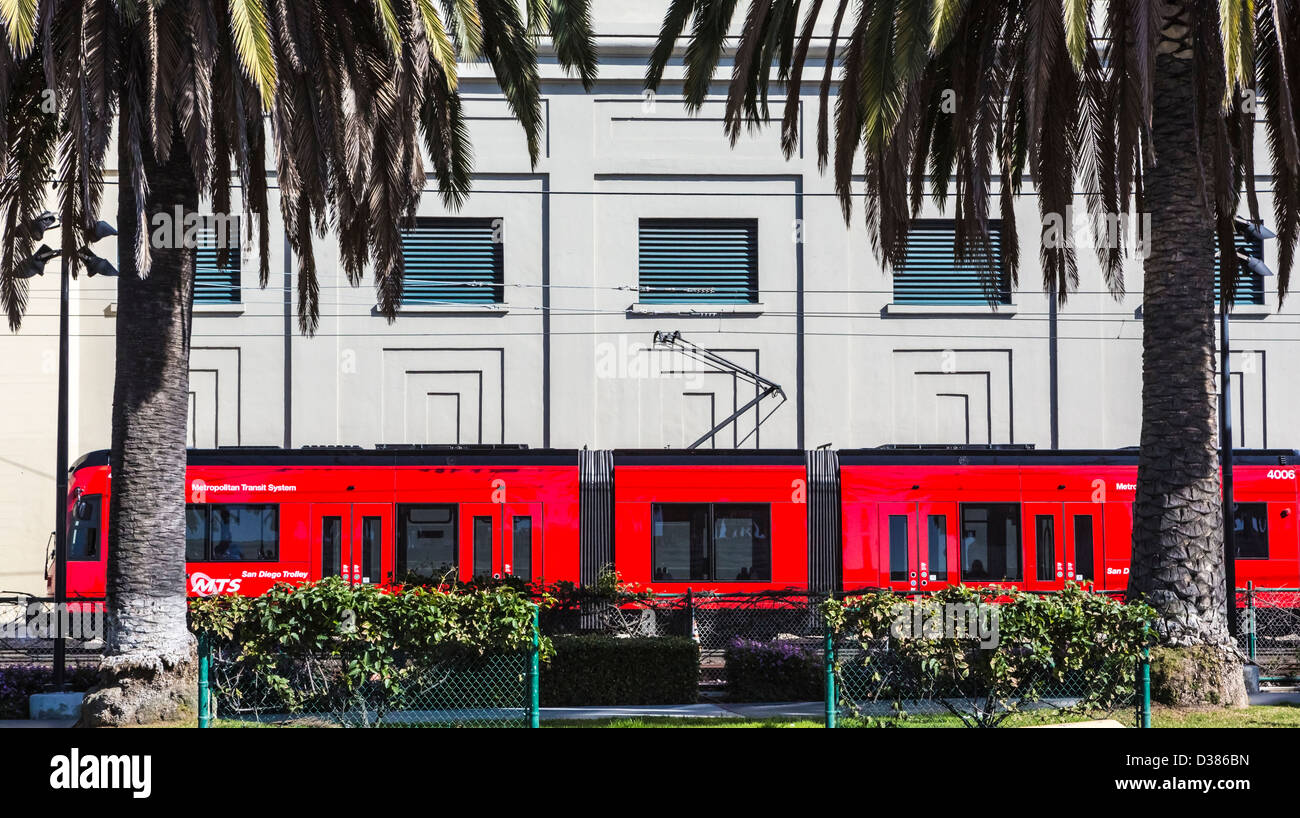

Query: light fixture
[1236,251,1274,278]
[1234,217,1277,242]
[26,211,58,239]
[77,247,118,277]
[85,220,117,242]
[16,245,60,278]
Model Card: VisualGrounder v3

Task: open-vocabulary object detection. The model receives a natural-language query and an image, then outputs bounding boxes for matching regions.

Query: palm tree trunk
[81,119,197,725]
[1128,10,1246,706]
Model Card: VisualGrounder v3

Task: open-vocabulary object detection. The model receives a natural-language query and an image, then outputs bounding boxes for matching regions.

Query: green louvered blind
[638,218,759,304]
[1215,235,1265,305]
[194,216,241,304]
[401,217,504,304]
[893,219,1010,305]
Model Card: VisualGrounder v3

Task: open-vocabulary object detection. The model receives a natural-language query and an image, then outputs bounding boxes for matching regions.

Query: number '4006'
[1266,469,1296,479]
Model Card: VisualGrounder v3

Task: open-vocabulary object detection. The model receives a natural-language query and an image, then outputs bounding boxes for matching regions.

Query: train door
[880,503,925,593]
[311,504,391,585]
[1065,503,1101,587]
[1023,503,1065,592]
[458,504,544,582]
[880,503,956,592]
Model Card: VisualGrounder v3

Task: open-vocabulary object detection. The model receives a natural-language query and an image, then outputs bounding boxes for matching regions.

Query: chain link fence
[827,630,1148,727]
[541,591,826,685]
[197,612,542,728]
[1238,586,1300,683]
[0,595,104,667]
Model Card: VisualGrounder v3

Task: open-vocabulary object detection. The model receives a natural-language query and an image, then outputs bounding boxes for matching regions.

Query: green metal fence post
[198,630,210,729]
[528,604,540,729]
[824,620,837,729]
[1247,581,1257,664]
[1138,622,1151,729]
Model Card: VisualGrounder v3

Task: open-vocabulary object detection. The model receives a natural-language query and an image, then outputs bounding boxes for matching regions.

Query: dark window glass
[960,503,1021,582]
[68,495,101,561]
[186,504,278,561]
[194,215,241,304]
[1035,515,1056,581]
[185,506,207,562]
[321,516,342,577]
[396,505,457,580]
[638,219,759,304]
[652,504,711,582]
[1234,503,1269,559]
[713,504,771,581]
[888,515,909,582]
[512,516,532,581]
[473,516,494,577]
[1073,516,1095,582]
[360,517,382,584]
[894,219,1010,305]
[926,515,947,578]
[652,503,772,582]
[395,501,457,577]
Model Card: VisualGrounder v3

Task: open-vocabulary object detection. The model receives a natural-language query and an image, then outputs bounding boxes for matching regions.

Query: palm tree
[0,0,595,724]
[645,0,1299,705]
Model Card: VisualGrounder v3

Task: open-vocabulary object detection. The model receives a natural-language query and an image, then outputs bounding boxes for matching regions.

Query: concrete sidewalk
[541,701,823,722]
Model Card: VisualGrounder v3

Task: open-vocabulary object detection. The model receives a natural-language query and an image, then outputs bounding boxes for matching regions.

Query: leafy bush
[540,636,699,706]
[824,583,1155,727]
[724,638,823,701]
[189,577,549,715]
[0,665,98,719]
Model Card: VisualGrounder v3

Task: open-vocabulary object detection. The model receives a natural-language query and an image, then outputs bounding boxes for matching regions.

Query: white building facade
[1,2,1294,593]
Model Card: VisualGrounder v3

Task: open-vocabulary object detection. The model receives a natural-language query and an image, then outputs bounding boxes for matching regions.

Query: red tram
[55,445,1300,598]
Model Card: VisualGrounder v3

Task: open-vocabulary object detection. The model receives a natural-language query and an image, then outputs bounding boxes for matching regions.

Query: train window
[473,516,494,577]
[1035,516,1056,581]
[888,516,909,581]
[652,504,710,581]
[1234,503,1269,559]
[959,504,1021,582]
[713,504,771,581]
[360,517,382,584]
[68,495,101,561]
[186,507,207,561]
[184,504,279,561]
[321,516,342,577]
[926,515,947,577]
[1074,516,1095,582]
[651,504,771,582]
[512,516,532,580]
[396,504,457,580]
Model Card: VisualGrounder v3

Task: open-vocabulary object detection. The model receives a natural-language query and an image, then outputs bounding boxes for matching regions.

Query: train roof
[70,444,1300,472]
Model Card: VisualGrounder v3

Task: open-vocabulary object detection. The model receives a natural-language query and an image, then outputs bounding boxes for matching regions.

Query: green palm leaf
[0,0,38,56]
[228,0,276,108]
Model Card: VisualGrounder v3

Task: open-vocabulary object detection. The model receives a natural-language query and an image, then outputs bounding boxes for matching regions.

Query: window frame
[193,214,242,304]
[650,501,773,583]
[184,503,280,562]
[958,502,1023,583]
[68,494,103,562]
[1232,502,1270,560]
[637,217,760,305]
[399,216,505,305]
[395,503,460,579]
[892,218,1011,306]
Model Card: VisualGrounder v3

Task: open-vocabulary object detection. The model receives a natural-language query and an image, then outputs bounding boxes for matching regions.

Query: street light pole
[53,246,70,688]
[1219,305,1238,638]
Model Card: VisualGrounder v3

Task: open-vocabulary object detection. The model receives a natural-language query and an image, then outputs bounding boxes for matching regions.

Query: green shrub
[724,638,823,701]
[541,636,699,706]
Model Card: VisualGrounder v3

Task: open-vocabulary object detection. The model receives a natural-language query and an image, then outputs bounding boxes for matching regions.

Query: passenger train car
[55,445,1300,598]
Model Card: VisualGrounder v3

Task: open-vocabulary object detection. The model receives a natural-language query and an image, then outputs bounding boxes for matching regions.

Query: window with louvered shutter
[893,219,1010,305]
[1215,235,1266,305]
[638,218,759,304]
[193,216,241,304]
[400,217,504,304]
